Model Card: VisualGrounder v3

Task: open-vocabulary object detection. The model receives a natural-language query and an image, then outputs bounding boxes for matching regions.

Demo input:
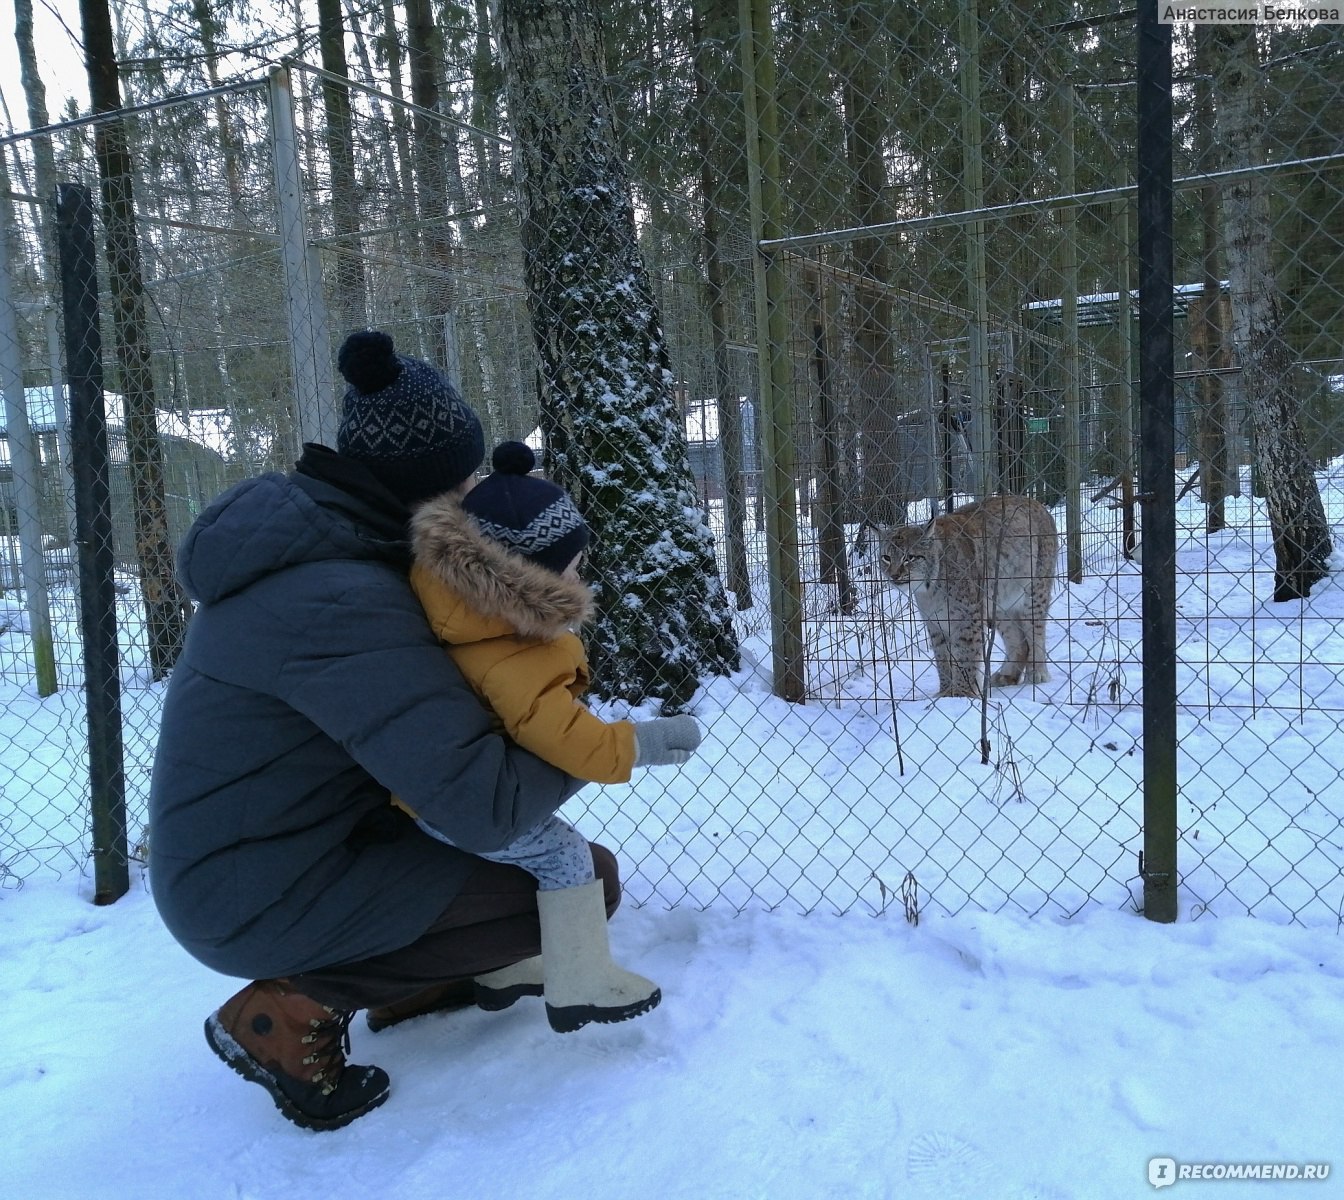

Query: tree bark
[316,0,368,336]
[1210,23,1331,600]
[379,0,418,233]
[493,0,740,707]
[470,0,504,212]
[839,0,899,526]
[80,0,192,678]
[693,0,753,610]
[1190,25,1230,534]
[188,0,244,211]
[406,0,459,366]
[343,0,404,242]
[14,0,60,274]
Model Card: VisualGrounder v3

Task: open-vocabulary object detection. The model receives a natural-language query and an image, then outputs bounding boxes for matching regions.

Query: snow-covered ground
[2,879,1340,1198]
[2,462,1343,1196]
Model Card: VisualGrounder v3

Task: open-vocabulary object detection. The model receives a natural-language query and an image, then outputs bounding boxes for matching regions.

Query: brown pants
[293,842,620,1011]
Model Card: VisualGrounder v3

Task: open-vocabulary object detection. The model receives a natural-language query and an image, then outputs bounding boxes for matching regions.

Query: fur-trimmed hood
[410,493,594,643]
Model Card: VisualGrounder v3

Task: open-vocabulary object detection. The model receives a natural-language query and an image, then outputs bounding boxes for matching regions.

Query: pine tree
[493,0,740,708]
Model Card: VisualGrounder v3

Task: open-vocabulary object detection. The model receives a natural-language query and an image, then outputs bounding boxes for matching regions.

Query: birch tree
[493,0,740,708]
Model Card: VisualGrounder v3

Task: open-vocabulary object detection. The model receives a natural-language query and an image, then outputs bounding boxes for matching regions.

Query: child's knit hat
[461,441,591,575]
[335,329,484,506]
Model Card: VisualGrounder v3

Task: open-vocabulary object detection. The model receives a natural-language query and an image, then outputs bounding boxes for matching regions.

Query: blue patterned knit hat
[335,330,484,506]
[461,442,591,575]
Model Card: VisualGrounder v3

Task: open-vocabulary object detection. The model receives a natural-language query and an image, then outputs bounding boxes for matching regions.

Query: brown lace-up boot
[204,979,390,1131]
[365,979,475,1032]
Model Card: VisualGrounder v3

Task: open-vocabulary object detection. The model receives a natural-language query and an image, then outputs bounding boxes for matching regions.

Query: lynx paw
[937,686,982,700]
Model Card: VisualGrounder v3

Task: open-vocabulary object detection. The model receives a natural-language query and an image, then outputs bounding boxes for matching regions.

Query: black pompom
[337,330,402,394]
[491,440,536,475]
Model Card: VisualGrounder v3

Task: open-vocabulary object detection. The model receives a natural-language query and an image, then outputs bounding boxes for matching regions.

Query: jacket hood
[177,466,409,605]
[410,494,593,641]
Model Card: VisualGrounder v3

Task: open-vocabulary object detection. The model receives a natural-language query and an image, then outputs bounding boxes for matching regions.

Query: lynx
[879,495,1058,699]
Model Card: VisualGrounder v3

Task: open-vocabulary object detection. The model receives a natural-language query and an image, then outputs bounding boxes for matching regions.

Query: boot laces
[300,1008,354,1095]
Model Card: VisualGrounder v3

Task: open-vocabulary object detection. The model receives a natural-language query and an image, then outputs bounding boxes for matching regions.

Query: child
[404,440,703,1032]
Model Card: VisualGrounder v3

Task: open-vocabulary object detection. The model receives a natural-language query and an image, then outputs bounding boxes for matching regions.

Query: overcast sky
[2,0,93,132]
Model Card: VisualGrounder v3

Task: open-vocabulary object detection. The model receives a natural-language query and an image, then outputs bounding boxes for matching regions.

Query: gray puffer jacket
[148,445,579,980]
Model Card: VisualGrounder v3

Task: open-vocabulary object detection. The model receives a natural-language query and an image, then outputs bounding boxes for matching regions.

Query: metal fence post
[1136,1,1178,923]
[56,181,129,905]
[269,66,336,454]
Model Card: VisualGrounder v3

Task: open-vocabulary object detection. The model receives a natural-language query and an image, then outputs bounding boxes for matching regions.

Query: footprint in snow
[906,1130,990,1198]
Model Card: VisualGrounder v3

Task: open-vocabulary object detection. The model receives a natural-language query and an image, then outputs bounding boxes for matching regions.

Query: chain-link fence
[1,3,1341,922]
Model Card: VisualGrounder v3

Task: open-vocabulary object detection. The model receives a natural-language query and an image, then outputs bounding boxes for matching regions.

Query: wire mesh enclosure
[0,2,1341,923]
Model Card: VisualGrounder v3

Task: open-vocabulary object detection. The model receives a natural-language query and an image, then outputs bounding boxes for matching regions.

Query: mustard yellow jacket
[407,493,638,785]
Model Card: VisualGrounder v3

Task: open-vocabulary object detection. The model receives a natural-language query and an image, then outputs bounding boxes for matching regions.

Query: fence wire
[1,4,1341,924]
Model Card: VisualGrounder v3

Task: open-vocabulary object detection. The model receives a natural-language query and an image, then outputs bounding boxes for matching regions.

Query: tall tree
[13,0,60,277]
[838,0,899,526]
[342,0,405,231]
[316,0,369,335]
[1190,24,1230,534]
[188,0,244,210]
[692,0,752,610]
[492,0,739,708]
[378,0,418,232]
[79,0,192,678]
[470,0,504,211]
[1210,22,1332,600]
[406,0,462,367]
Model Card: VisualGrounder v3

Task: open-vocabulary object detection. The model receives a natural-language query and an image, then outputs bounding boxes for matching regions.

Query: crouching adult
[148,332,625,1131]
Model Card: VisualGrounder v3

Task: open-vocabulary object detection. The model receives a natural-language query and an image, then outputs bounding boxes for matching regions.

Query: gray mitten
[632,715,703,767]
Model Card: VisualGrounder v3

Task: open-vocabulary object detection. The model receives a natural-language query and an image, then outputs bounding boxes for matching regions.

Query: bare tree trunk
[839,0,898,525]
[316,0,368,336]
[471,0,504,211]
[289,0,320,185]
[492,0,739,707]
[13,0,60,271]
[1190,26,1230,534]
[406,0,458,366]
[809,278,854,611]
[188,0,244,211]
[380,0,418,231]
[343,0,405,240]
[1188,278,1231,535]
[693,0,752,610]
[1210,23,1331,600]
[79,0,191,677]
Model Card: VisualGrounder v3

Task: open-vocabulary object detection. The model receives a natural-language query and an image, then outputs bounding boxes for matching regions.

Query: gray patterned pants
[415,812,596,891]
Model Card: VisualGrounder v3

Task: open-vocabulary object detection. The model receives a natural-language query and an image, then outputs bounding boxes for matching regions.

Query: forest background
[0,1,1341,931]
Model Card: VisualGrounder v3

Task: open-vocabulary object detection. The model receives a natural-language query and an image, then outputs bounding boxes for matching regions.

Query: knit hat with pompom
[335,329,484,506]
[460,441,591,575]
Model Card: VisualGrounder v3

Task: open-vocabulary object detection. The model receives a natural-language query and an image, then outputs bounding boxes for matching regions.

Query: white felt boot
[537,878,661,1033]
[474,955,545,1011]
